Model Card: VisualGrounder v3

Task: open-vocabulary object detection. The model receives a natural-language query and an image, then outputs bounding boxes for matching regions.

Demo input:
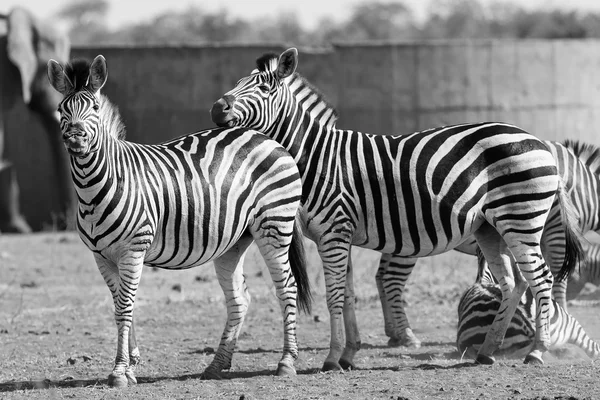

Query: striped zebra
[378,138,600,350]
[210,48,584,370]
[567,241,600,305]
[46,55,312,387]
[456,250,600,360]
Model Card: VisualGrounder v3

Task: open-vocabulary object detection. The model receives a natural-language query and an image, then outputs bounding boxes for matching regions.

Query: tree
[332,2,418,42]
[55,0,110,45]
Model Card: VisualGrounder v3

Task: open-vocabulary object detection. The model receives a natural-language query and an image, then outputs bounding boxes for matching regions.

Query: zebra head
[211,48,299,132]
[47,55,107,157]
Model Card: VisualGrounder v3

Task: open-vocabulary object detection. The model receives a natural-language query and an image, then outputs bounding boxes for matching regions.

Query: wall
[335,40,600,142]
[5,41,600,229]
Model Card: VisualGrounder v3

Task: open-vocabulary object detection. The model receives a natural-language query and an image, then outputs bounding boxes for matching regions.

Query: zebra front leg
[318,235,352,372]
[202,236,253,380]
[339,251,361,370]
[375,253,394,338]
[95,254,144,387]
[125,317,140,384]
[380,255,421,348]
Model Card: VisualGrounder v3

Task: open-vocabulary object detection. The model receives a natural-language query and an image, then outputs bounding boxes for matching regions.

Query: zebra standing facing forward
[211,48,583,371]
[47,55,312,387]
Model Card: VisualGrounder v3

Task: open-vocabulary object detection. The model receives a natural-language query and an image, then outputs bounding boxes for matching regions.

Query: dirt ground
[1,232,599,400]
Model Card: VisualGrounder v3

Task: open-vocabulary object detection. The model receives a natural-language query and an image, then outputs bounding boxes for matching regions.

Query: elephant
[0,7,75,232]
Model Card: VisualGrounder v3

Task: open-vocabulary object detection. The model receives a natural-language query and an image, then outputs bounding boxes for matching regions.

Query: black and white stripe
[47,55,311,387]
[210,48,584,370]
[378,139,600,350]
[457,251,600,360]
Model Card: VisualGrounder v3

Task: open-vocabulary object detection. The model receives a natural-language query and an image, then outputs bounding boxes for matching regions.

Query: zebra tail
[556,180,586,282]
[289,213,312,315]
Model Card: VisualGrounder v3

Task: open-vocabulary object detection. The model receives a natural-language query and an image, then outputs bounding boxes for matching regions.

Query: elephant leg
[0,164,31,233]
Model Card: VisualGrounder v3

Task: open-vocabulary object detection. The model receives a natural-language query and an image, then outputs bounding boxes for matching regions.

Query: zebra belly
[348,211,485,257]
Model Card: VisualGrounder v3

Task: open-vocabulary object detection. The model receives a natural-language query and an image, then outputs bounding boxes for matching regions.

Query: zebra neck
[271,83,338,175]
[70,137,123,220]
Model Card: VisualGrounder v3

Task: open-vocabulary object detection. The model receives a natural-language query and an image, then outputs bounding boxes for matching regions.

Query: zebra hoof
[475,354,495,365]
[200,369,223,380]
[523,354,544,365]
[387,337,422,349]
[276,362,297,376]
[321,361,343,372]
[107,372,128,388]
[125,370,137,385]
[339,358,356,370]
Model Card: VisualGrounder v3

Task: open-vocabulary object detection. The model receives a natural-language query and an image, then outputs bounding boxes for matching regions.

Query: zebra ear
[47,59,73,95]
[88,54,108,94]
[277,48,298,80]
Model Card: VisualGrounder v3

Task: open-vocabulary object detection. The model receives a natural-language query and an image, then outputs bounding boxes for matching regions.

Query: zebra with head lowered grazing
[47,55,312,387]
[211,48,584,371]
[456,250,600,361]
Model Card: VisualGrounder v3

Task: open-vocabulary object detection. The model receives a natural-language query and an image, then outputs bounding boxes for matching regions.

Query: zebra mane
[255,53,340,124]
[63,58,126,140]
[98,94,127,140]
[63,58,94,92]
[563,139,600,174]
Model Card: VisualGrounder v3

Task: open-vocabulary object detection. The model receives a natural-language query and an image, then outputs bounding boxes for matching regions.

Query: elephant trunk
[37,110,77,230]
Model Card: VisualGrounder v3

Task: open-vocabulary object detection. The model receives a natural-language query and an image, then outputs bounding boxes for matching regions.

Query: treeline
[57,0,600,46]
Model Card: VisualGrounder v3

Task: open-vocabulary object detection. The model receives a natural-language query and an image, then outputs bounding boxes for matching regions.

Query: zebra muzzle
[210,97,237,127]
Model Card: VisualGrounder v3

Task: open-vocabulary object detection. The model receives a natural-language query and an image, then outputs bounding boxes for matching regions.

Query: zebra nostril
[211,99,233,123]
[216,98,231,112]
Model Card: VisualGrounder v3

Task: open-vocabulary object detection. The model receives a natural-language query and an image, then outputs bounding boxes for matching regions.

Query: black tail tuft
[556,183,586,282]
[289,214,312,314]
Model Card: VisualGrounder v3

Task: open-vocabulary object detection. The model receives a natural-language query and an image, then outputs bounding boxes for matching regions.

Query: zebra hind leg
[202,235,254,380]
[251,223,308,377]
[473,224,528,365]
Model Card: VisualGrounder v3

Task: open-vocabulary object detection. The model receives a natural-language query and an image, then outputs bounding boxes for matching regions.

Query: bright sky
[5,0,600,30]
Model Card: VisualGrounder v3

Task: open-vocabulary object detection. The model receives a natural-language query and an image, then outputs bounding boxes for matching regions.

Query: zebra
[567,241,600,305]
[377,138,600,350]
[46,55,312,387]
[456,250,600,360]
[210,47,584,370]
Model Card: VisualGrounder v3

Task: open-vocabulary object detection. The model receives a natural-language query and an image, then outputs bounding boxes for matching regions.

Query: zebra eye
[258,84,270,93]
[93,103,100,111]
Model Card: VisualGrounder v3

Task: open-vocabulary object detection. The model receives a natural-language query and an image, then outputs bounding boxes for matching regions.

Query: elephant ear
[87,55,107,94]
[47,59,73,95]
[6,7,71,104]
[6,8,37,104]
